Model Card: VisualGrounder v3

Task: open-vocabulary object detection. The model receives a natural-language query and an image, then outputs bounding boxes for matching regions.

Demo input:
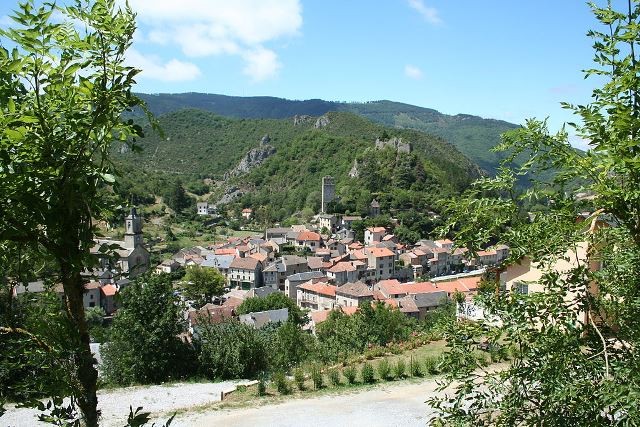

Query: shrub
[361,362,375,384]
[257,378,267,396]
[343,365,357,384]
[377,359,392,381]
[311,365,324,390]
[394,359,407,379]
[476,353,489,367]
[294,367,306,391]
[410,356,423,377]
[273,371,290,395]
[423,356,439,375]
[329,369,341,386]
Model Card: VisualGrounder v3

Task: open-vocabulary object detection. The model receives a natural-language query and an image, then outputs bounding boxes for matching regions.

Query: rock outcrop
[217,186,244,205]
[375,137,411,153]
[293,115,312,125]
[349,159,359,178]
[314,115,330,128]
[224,143,276,180]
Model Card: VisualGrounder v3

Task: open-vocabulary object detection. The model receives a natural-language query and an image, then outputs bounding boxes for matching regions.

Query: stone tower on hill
[321,176,335,213]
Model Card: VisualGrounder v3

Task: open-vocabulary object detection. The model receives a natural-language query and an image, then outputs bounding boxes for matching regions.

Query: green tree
[432,2,640,425]
[182,265,225,307]
[163,180,193,213]
[196,320,270,380]
[0,1,147,424]
[102,274,195,386]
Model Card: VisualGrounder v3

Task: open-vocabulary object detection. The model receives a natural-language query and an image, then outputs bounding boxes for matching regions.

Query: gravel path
[174,378,445,427]
[2,377,448,427]
[2,380,246,427]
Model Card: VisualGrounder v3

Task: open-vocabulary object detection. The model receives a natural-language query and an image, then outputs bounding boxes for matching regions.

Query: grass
[169,340,451,417]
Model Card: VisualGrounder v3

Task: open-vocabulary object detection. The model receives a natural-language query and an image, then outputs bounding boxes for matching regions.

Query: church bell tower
[124,207,143,249]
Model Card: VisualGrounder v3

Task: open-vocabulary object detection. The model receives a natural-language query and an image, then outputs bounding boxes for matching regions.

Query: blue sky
[1,1,607,146]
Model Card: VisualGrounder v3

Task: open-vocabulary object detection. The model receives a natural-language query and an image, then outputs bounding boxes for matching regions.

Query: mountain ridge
[136,93,520,175]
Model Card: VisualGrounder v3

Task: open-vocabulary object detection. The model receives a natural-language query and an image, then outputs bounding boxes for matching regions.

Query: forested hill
[137,93,519,175]
[113,110,482,222]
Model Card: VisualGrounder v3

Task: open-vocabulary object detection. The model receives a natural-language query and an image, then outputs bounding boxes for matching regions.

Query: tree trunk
[60,260,99,427]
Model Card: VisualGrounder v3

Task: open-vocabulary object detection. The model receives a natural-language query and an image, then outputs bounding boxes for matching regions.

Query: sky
[0,1,610,148]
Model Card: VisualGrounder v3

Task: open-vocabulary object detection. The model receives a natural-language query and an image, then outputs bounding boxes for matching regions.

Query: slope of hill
[114,110,481,222]
[137,93,519,175]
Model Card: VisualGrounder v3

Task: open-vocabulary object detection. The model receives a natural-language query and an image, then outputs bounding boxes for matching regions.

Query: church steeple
[124,207,143,249]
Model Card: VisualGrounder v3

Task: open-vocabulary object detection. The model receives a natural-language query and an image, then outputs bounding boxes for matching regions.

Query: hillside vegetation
[113,110,481,226]
[136,93,519,175]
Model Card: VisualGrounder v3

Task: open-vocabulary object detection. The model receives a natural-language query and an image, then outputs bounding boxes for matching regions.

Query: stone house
[229,257,263,290]
[364,227,386,246]
[335,281,373,308]
[341,215,362,230]
[327,262,359,286]
[366,247,396,281]
[84,282,101,309]
[100,284,118,315]
[295,230,322,252]
[318,214,337,232]
[284,271,327,299]
[297,281,336,310]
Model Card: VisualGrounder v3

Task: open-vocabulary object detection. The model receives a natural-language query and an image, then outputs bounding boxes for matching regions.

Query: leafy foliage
[102,274,196,385]
[195,320,271,380]
[316,302,412,362]
[0,1,149,423]
[182,265,225,307]
[432,2,640,424]
[360,362,375,384]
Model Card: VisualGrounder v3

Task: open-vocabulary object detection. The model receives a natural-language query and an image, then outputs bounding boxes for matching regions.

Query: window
[514,282,529,295]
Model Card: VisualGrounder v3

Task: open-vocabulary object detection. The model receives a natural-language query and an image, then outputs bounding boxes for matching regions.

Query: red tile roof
[85,281,101,290]
[328,262,357,273]
[230,257,260,270]
[435,239,453,245]
[298,281,336,297]
[249,253,267,263]
[310,306,358,325]
[366,247,395,258]
[378,280,442,298]
[297,231,322,241]
[215,248,237,255]
[100,284,117,297]
[366,227,386,233]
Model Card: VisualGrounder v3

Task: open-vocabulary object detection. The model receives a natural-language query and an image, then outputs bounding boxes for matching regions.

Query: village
[10,175,515,339]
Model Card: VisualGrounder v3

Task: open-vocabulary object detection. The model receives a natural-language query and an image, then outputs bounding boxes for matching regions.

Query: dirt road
[173,378,445,427]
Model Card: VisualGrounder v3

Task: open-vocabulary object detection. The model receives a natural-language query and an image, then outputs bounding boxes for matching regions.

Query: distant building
[241,208,253,219]
[370,199,380,217]
[197,202,216,215]
[318,214,337,232]
[91,207,150,278]
[321,176,335,213]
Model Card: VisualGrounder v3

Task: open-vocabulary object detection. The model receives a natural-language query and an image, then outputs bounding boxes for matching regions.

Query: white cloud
[407,0,442,25]
[404,64,423,80]
[127,49,201,82]
[243,48,281,82]
[125,0,302,82]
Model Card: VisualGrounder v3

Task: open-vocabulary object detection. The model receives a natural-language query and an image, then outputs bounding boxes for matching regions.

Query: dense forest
[113,110,482,228]
[136,93,519,175]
